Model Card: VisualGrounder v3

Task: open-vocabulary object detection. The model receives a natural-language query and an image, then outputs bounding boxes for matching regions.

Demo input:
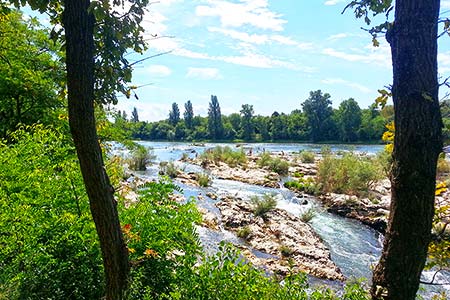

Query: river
[120,141,449,297]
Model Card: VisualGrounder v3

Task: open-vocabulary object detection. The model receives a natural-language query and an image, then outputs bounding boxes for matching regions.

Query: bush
[300,208,316,223]
[284,177,318,195]
[121,179,202,299]
[200,146,247,167]
[257,152,290,175]
[0,125,104,300]
[437,153,450,175]
[251,193,277,217]
[299,150,315,163]
[317,152,384,196]
[279,245,294,257]
[197,173,211,187]
[159,161,179,178]
[128,145,155,171]
[237,226,252,239]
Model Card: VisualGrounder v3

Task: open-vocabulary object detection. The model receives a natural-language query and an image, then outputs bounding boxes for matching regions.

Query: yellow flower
[144,248,159,258]
[128,248,136,254]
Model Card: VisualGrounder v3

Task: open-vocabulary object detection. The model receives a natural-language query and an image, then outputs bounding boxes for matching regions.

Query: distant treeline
[114,90,400,143]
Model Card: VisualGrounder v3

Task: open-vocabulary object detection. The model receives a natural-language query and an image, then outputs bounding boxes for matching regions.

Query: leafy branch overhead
[9,0,152,104]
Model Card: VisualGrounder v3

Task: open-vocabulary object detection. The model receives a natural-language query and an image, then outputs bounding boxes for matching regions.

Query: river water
[122,141,449,297]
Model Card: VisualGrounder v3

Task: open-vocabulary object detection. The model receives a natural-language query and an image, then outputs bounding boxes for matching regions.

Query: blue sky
[29,1,450,121]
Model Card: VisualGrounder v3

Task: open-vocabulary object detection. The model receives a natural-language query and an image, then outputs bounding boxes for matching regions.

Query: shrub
[197,173,211,187]
[121,179,202,299]
[251,193,277,217]
[257,152,290,175]
[200,146,247,167]
[128,145,155,171]
[299,150,315,163]
[317,152,384,196]
[237,226,252,239]
[0,125,104,300]
[279,245,294,257]
[300,208,316,223]
[159,161,179,178]
[284,177,318,195]
[437,153,450,175]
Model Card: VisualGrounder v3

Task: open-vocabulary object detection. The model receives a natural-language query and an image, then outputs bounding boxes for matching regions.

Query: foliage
[120,179,202,299]
[302,90,334,142]
[131,107,139,123]
[0,10,64,137]
[336,98,362,142]
[300,208,316,223]
[208,95,224,140]
[382,121,395,153]
[240,104,255,140]
[436,153,450,176]
[128,145,154,171]
[284,177,318,195]
[196,173,211,187]
[169,102,181,126]
[159,161,179,178]
[299,150,315,163]
[251,193,278,217]
[200,146,247,167]
[237,226,252,239]
[184,100,194,129]
[317,152,384,196]
[257,152,290,175]
[0,125,103,299]
[279,245,294,257]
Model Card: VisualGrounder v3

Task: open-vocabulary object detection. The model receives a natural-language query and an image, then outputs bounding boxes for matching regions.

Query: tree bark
[371,1,442,299]
[62,1,129,299]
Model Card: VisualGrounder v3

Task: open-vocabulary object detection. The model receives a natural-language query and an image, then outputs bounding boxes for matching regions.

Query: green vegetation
[237,226,252,239]
[317,152,385,196]
[159,161,179,178]
[257,152,290,175]
[200,146,247,167]
[284,177,318,195]
[128,145,154,171]
[112,90,392,143]
[251,193,278,217]
[196,173,211,187]
[300,208,316,223]
[279,245,294,257]
[299,150,315,163]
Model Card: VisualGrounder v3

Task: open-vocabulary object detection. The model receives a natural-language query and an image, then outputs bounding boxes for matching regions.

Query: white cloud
[208,27,313,50]
[147,65,172,77]
[439,52,450,74]
[322,78,372,94]
[327,33,348,40]
[186,67,222,79]
[322,42,391,67]
[196,0,286,31]
[442,1,450,9]
[324,0,345,6]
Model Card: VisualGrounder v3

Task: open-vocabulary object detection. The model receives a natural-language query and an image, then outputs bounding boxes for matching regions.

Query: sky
[29,1,450,122]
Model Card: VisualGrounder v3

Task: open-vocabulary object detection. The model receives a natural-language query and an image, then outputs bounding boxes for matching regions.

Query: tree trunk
[371,1,442,299]
[62,1,129,299]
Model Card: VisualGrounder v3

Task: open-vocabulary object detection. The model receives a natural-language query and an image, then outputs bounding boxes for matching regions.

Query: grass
[279,245,294,257]
[159,161,179,178]
[299,150,315,163]
[200,146,247,167]
[197,173,211,187]
[251,193,277,217]
[257,152,290,175]
[237,226,252,239]
[316,152,385,196]
[128,145,155,171]
[300,208,316,223]
[284,177,318,195]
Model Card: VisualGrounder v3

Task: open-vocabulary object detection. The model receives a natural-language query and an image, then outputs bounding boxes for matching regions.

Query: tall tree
[207,95,223,139]
[301,90,333,142]
[184,100,194,129]
[336,98,362,142]
[0,11,64,137]
[347,1,442,299]
[168,102,180,126]
[8,0,151,298]
[240,104,254,140]
[131,107,139,123]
